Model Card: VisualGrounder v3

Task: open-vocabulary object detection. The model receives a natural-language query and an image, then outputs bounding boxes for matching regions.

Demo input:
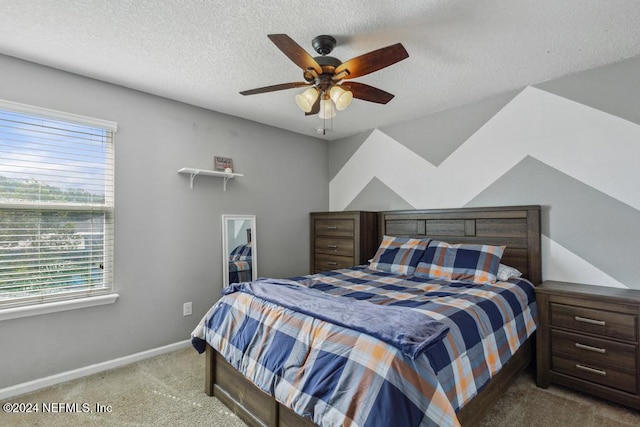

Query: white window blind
[0,100,116,309]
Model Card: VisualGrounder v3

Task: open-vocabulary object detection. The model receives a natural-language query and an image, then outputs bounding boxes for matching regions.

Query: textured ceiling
[1,0,639,140]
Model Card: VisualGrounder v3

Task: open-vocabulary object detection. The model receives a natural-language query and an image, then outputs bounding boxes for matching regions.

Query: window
[0,100,116,310]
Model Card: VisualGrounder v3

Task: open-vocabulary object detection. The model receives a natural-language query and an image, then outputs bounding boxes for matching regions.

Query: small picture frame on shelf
[214,156,233,173]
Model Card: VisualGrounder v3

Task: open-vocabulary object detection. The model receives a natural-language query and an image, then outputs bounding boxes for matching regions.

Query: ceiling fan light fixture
[329,85,353,111]
[241,34,409,127]
[295,87,319,112]
[319,98,336,119]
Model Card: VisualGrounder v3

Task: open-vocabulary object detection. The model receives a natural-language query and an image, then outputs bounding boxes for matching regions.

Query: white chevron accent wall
[543,235,625,288]
[331,86,640,211]
[330,86,640,288]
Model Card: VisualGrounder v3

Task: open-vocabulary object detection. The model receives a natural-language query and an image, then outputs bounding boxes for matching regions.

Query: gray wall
[329,55,640,290]
[0,54,328,387]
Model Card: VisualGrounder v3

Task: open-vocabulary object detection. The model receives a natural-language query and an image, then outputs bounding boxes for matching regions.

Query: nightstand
[310,211,378,274]
[536,280,640,409]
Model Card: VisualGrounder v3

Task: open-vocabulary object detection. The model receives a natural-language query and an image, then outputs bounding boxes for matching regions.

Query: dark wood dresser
[310,211,378,274]
[536,280,640,409]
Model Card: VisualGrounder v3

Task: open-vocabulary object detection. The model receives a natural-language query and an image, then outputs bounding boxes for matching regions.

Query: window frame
[0,99,118,320]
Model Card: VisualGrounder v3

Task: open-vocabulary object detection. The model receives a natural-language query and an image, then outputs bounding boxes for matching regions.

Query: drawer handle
[326,245,338,249]
[575,364,607,376]
[575,342,606,354]
[326,226,338,230]
[326,261,338,266]
[574,316,606,326]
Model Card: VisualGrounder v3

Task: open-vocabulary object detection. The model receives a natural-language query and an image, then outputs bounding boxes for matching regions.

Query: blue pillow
[369,236,430,275]
[415,240,505,284]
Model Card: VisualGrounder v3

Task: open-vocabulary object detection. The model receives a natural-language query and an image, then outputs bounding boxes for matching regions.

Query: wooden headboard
[378,205,542,285]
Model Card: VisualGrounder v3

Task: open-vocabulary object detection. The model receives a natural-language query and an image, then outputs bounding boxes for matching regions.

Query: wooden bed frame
[203,205,542,427]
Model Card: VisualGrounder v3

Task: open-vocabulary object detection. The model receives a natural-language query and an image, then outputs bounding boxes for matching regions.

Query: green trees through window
[0,103,115,307]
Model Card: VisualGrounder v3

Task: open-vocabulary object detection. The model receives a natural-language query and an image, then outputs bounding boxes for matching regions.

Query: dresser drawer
[552,355,637,394]
[551,329,636,370]
[550,302,637,341]
[313,254,355,272]
[314,219,354,237]
[314,237,354,257]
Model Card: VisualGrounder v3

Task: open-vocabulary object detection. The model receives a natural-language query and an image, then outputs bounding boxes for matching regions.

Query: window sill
[0,294,119,322]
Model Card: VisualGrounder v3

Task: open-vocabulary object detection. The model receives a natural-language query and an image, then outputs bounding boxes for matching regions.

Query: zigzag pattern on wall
[330,87,640,289]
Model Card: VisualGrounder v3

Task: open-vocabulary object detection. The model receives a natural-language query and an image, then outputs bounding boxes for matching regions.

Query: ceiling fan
[240,34,409,119]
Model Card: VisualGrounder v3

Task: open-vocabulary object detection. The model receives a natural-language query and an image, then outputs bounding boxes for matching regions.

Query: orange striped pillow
[414,241,505,284]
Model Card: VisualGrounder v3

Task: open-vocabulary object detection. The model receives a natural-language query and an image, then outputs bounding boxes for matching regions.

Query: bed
[192,205,542,427]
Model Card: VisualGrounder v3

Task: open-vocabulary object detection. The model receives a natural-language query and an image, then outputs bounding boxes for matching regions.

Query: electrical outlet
[183,302,192,316]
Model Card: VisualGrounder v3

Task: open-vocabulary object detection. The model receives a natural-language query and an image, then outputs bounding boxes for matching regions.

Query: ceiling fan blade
[343,82,395,104]
[305,96,321,116]
[240,82,311,96]
[268,34,323,75]
[334,43,409,79]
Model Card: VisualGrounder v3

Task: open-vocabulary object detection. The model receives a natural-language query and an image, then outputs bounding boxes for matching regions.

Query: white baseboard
[0,340,192,400]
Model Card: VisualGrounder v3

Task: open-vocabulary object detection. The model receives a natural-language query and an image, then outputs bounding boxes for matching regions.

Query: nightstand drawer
[314,219,355,237]
[552,355,636,394]
[550,302,637,341]
[551,329,636,370]
[314,237,354,257]
[313,254,355,272]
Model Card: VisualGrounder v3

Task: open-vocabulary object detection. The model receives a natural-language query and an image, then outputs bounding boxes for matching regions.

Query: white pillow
[497,263,522,281]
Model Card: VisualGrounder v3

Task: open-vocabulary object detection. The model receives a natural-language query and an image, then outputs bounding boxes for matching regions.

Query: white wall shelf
[178,167,244,191]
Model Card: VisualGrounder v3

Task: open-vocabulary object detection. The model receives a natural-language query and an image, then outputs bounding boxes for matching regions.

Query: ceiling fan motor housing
[309,35,341,87]
[304,55,342,86]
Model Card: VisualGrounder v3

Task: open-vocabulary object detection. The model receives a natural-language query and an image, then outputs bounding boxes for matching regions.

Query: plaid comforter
[192,266,538,427]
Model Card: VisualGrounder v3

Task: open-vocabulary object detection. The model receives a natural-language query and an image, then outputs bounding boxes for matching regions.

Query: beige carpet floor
[480,369,640,427]
[2,347,639,426]
[0,347,246,427]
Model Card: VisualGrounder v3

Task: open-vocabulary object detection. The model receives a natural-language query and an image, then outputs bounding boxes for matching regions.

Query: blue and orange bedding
[192,266,537,427]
